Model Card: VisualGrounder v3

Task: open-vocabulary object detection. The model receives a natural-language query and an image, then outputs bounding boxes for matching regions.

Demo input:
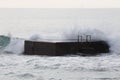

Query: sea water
[0,54,120,80]
[0,8,120,80]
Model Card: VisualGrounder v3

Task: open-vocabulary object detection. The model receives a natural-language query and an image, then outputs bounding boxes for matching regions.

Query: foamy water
[0,54,120,80]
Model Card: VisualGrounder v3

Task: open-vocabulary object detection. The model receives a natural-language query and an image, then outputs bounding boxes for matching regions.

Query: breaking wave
[1,28,119,55]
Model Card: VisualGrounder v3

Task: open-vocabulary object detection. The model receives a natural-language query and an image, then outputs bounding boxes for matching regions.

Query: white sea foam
[0,54,119,80]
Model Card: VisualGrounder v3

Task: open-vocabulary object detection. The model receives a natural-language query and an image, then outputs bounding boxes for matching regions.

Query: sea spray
[30,34,42,41]
[2,28,112,55]
[63,27,108,42]
[107,33,120,54]
[3,37,24,54]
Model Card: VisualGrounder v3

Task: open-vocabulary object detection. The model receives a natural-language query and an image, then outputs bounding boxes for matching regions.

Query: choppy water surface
[0,54,119,80]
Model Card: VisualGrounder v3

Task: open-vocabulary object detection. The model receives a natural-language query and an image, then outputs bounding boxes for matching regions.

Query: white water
[0,8,120,80]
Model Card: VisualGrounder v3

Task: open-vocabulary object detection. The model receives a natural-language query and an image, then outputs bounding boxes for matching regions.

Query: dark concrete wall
[33,42,56,56]
[24,41,110,56]
[77,41,109,56]
[55,42,77,56]
[24,41,56,55]
[24,41,34,55]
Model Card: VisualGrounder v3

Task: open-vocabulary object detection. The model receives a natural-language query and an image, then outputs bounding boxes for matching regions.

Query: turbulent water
[0,8,120,80]
[1,34,118,80]
[0,54,120,80]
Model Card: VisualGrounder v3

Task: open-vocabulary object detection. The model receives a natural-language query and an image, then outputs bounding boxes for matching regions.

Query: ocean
[0,8,120,80]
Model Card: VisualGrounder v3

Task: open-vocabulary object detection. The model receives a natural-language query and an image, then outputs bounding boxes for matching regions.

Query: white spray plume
[3,38,24,54]
[63,27,108,42]
[29,34,41,41]
[3,27,120,55]
[107,33,120,54]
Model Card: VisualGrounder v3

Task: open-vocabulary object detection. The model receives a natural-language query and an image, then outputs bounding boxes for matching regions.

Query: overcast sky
[0,0,120,8]
[0,0,120,38]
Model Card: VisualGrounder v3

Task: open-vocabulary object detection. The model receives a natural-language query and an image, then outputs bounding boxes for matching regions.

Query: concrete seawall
[24,41,110,56]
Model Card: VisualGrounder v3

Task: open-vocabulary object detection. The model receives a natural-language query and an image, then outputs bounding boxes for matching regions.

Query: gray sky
[0,8,119,38]
[0,0,120,8]
[0,0,120,38]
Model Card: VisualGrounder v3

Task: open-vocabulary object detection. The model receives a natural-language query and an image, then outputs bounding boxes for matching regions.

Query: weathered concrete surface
[24,41,109,56]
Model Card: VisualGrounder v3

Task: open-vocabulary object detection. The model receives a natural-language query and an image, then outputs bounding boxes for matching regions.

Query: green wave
[0,36,10,49]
